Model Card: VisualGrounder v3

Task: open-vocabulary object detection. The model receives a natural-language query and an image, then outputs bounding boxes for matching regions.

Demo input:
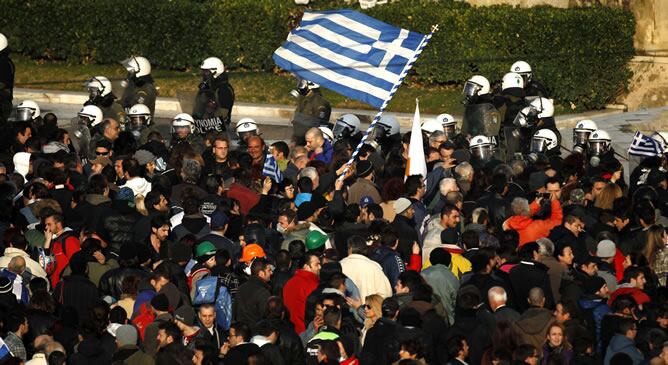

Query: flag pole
[338,24,439,180]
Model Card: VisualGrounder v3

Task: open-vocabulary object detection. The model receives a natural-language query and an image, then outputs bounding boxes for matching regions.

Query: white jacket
[422,219,445,265]
[0,247,48,279]
[340,254,392,300]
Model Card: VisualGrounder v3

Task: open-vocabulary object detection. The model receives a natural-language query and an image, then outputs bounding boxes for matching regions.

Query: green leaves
[0,0,634,110]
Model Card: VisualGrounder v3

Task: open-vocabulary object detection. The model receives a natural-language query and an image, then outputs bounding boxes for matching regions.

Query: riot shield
[462,103,501,137]
[502,126,522,163]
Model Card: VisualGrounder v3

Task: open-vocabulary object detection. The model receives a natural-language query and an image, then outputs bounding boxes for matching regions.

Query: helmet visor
[530,138,547,153]
[87,87,100,99]
[332,120,351,139]
[573,130,590,146]
[444,125,456,138]
[16,108,32,122]
[366,125,386,142]
[470,145,494,162]
[589,141,607,156]
[129,116,145,130]
[462,81,481,98]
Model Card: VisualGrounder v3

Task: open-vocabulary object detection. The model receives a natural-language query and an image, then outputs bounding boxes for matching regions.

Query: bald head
[305,127,324,152]
[33,335,54,353]
[8,256,26,274]
[528,287,545,308]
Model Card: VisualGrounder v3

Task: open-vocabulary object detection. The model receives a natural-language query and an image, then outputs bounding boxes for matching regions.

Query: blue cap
[359,196,374,207]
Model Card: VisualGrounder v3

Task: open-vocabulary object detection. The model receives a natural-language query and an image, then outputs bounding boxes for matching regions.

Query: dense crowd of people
[3,31,668,365]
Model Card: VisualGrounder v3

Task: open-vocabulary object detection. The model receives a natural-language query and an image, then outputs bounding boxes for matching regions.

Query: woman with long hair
[594,183,622,210]
[542,323,572,364]
[361,294,384,346]
[643,224,668,286]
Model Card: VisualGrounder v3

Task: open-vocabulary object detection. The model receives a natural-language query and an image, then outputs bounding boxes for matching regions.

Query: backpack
[192,276,232,330]
[37,230,77,276]
[132,301,156,341]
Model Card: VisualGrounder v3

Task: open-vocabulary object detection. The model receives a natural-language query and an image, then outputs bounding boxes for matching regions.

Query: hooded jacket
[603,334,643,365]
[511,307,555,352]
[370,245,405,289]
[340,253,392,300]
[503,200,563,246]
[578,296,611,352]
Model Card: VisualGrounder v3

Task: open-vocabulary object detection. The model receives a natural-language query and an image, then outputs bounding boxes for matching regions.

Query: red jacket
[283,269,319,334]
[51,231,81,288]
[608,286,650,307]
[504,200,563,246]
[227,183,260,215]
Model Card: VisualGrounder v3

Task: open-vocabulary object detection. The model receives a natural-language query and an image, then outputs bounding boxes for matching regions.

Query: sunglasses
[363,304,371,309]
[96,150,110,155]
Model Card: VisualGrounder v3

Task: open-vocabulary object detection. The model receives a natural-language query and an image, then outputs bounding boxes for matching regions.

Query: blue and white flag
[262,154,283,183]
[0,337,12,359]
[629,131,664,157]
[273,10,426,108]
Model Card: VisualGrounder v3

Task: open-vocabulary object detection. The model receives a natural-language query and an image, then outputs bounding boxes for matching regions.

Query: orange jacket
[503,200,563,247]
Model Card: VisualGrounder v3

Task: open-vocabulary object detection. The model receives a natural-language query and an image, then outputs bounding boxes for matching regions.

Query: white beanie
[13,152,31,178]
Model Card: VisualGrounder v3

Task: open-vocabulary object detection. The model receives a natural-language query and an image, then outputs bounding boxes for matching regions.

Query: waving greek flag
[629,131,664,157]
[273,10,426,108]
[262,154,283,183]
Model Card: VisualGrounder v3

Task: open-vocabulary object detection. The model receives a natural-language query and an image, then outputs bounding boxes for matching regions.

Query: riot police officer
[170,113,204,154]
[469,135,498,169]
[72,105,104,164]
[291,79,331,145]
[527,128,561,164]
[332,113,361,147]
[127,104,157,145]
[235,118,259,150]
[462,75,501,142]
[15,100,41,123]
[319,126,334,144]
[510,60,549,99]
[512,97,560,156]
[587,129,618,168]
[572,119,598,154]
[0,33,14,125]
[193,57,235,135]
[437,113,468,150]
[120,56,157,115]
[84,76,126,123]
[367,114,401,154]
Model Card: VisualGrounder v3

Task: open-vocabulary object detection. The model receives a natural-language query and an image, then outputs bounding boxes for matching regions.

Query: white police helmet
[510,61,532,83]
[200,57,225,78]
[333,114,361,139]
[588,129,611,156]
[463,75,490,98]
[121,56,151,78]
[469,135,496,162]
[172,113,194,128]
[128,104,152,127]
[573,119,598,147]
[16,100,41,121]
[77,105,104,127]
[0,33,7,52]
[530,129,559,153]
[530,97,554,119]
[377,114,400,136]
[436,113,456,137]
[86,76,112,97]
[421,118,444,135]
[502,72,525,91]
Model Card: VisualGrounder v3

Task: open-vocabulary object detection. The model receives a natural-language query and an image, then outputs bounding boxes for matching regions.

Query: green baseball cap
[195,241,217,258]
[305,230,328,251]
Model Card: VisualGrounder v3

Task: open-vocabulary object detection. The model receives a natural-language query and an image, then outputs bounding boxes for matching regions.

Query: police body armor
[462,102,501,138]
[292,90,331,144]
[192,74,235,135]
[121,75,157,115]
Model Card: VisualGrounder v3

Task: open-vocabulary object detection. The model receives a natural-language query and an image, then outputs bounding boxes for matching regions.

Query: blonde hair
[363,294,384,330]
[594,183,622,210]
[643,224,665,266]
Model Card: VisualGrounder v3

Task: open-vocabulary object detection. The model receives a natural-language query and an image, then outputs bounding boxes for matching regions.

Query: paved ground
[33,98,668,178]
